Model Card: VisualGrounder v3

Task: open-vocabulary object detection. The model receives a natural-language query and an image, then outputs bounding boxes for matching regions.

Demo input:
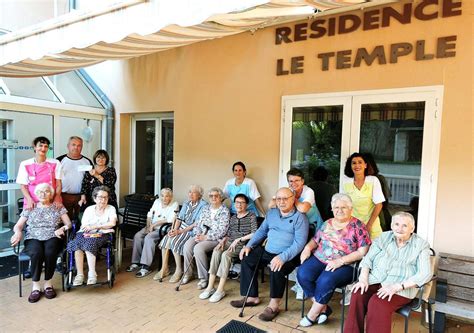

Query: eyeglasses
[209,194,220,198]
[332,206,350,211]
[95,195,109,200]
[37,190,52,195]
[276,195,294,202]
[235,201,246,205]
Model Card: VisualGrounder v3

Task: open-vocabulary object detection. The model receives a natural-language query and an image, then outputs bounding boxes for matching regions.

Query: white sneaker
[126,263,140,272]
[296,290,305,300]
[209,291,226,303]
[87,273,97,285]
[197,279,208,290]
[181,275,193,285]
[199,288,215,300]
[73,274,84,286]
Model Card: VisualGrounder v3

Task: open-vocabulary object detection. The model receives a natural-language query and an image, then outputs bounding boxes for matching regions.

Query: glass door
[352,90,441,243]
[0,111,54,255]
[279,95,352,187]
[281,87,442,244]
[134,120,156,194]
[132,115,174,195]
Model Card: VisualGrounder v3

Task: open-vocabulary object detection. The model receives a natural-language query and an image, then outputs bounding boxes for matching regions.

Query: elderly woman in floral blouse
[182,187,230,289]
[297,193,371,327]
[11,183,71,303]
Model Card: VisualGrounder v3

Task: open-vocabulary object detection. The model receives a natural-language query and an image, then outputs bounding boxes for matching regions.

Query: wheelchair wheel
[64,271,72,291]
[108,270,115,288]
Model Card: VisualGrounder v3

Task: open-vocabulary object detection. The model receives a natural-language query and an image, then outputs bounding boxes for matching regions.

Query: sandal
[169,272,182,283]
[317,305,333,324]
[44,287,56,299]
[299,315,316,327]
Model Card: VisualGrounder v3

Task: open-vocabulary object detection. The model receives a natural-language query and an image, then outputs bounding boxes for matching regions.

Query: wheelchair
[64,221,118,290]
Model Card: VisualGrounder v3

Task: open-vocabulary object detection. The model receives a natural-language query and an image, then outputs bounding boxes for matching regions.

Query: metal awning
[0,0,385,78]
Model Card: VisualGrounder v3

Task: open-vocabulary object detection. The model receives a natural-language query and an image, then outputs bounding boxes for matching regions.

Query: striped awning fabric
[0,0,375,78]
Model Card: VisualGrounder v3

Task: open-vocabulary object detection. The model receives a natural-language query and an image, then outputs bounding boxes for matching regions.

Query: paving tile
[1,247,473,332]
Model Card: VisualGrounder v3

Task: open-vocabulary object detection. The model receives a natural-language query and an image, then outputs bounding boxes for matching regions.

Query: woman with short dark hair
[223,161,266,217]
[16,136,63,210]
[79,149,117,211]
[198,194,257,303]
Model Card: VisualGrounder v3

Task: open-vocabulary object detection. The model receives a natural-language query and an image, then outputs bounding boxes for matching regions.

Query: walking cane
[239,245,265,317]
[175,224,210,291]
[159,209,180,282]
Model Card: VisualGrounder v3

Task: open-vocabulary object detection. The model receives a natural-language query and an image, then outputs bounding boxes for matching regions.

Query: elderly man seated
[230,187,309,321]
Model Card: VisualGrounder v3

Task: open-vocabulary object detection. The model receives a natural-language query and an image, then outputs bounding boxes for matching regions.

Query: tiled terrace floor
[1,247,473,332]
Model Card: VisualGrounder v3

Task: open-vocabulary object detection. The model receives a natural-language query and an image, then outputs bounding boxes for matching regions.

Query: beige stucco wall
[87,0,473,256]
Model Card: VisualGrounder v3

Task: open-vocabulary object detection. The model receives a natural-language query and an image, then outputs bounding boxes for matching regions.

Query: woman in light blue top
[223,161,266,216]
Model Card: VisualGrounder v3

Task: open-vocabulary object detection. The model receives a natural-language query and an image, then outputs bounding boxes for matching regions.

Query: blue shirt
[247,207,309,263]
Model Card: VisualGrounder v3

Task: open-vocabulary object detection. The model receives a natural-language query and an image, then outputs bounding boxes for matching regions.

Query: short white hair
[331,193,353,209]
[160,188,173,197]
[189,185,204,197]
[208,187,225,201]
[34,183,55,197]
[391,211,416,230]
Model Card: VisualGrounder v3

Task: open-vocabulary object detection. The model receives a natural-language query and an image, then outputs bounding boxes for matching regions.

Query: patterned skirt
[67,232,108,256]
[159,224,194,255]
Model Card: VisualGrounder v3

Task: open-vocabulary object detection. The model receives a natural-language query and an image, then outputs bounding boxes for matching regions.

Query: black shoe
[228,271,240,280]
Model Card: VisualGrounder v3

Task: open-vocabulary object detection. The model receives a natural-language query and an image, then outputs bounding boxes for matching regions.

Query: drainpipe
[69,0,76,10]
[77,69,115,164]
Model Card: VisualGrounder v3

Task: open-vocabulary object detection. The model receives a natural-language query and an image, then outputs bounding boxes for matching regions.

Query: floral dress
[67,205,117,256]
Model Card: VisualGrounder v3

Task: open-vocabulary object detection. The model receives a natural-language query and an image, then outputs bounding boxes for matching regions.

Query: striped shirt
[361,231,432,299]
[227,212,258,242]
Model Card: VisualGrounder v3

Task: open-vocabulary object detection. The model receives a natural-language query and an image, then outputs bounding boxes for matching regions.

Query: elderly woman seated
[198,194,258,303]
[182,187,230,289]
[158,185,208,282]
[67,185,117,286]
[297,193,371,327]
[344,212,432,333]
[126,188,179,278]
[11,183,71,303]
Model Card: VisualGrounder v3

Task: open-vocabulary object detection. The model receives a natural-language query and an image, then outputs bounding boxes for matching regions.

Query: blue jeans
[297,255,354,304]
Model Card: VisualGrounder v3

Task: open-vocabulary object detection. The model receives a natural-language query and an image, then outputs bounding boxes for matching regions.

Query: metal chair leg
[404,313,409,333]
[340,286,346,333]
[428,301,433,333]
[301,293,305,318]
[18,259,22,297]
